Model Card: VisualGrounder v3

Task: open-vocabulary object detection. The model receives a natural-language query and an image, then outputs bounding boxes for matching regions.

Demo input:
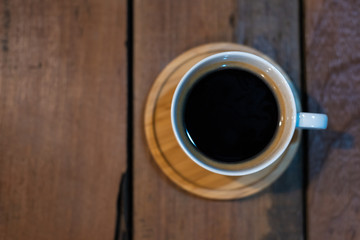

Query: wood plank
[134,0,303,239]
[0,0,127,239]
[305,0,360,239]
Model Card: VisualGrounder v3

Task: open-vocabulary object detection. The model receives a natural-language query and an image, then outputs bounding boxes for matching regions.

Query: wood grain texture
[134,0,303,239]
[0,0,127,239]
[305,0,360,239]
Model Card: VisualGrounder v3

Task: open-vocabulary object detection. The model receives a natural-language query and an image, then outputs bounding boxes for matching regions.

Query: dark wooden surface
[133,0,303,239]
[0,0,127,239]
[1,0,359,239]
[305,0,360,239]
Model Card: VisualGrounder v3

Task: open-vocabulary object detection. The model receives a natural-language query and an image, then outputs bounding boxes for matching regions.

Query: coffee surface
[184,67,279,163]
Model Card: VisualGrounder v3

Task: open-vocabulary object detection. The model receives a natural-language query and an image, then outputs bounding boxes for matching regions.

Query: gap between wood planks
[299,0,309,239]
[114,0,134,239]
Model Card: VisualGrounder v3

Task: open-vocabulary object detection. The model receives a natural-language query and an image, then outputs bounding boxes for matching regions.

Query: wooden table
[0,0,359,239]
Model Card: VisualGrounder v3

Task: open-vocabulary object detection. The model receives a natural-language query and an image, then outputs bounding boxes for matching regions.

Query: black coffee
[184,67,279,163]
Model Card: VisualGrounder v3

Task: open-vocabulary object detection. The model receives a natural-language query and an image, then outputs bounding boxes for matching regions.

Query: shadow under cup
[171,52,297,176]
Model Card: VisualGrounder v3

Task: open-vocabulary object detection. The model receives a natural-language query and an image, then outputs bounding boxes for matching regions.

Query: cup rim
[171,51,297,176]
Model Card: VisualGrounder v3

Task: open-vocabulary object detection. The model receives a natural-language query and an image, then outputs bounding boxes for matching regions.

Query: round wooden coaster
[144,43,301,200]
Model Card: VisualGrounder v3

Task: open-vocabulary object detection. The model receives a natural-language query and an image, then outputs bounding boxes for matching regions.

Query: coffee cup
[171,51,327,176]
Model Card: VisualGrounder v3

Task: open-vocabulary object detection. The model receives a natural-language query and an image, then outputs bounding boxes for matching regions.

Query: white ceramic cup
[171,51,327,176]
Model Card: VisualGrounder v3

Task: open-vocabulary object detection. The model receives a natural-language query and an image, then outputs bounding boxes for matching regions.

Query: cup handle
[296,112,328,129]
